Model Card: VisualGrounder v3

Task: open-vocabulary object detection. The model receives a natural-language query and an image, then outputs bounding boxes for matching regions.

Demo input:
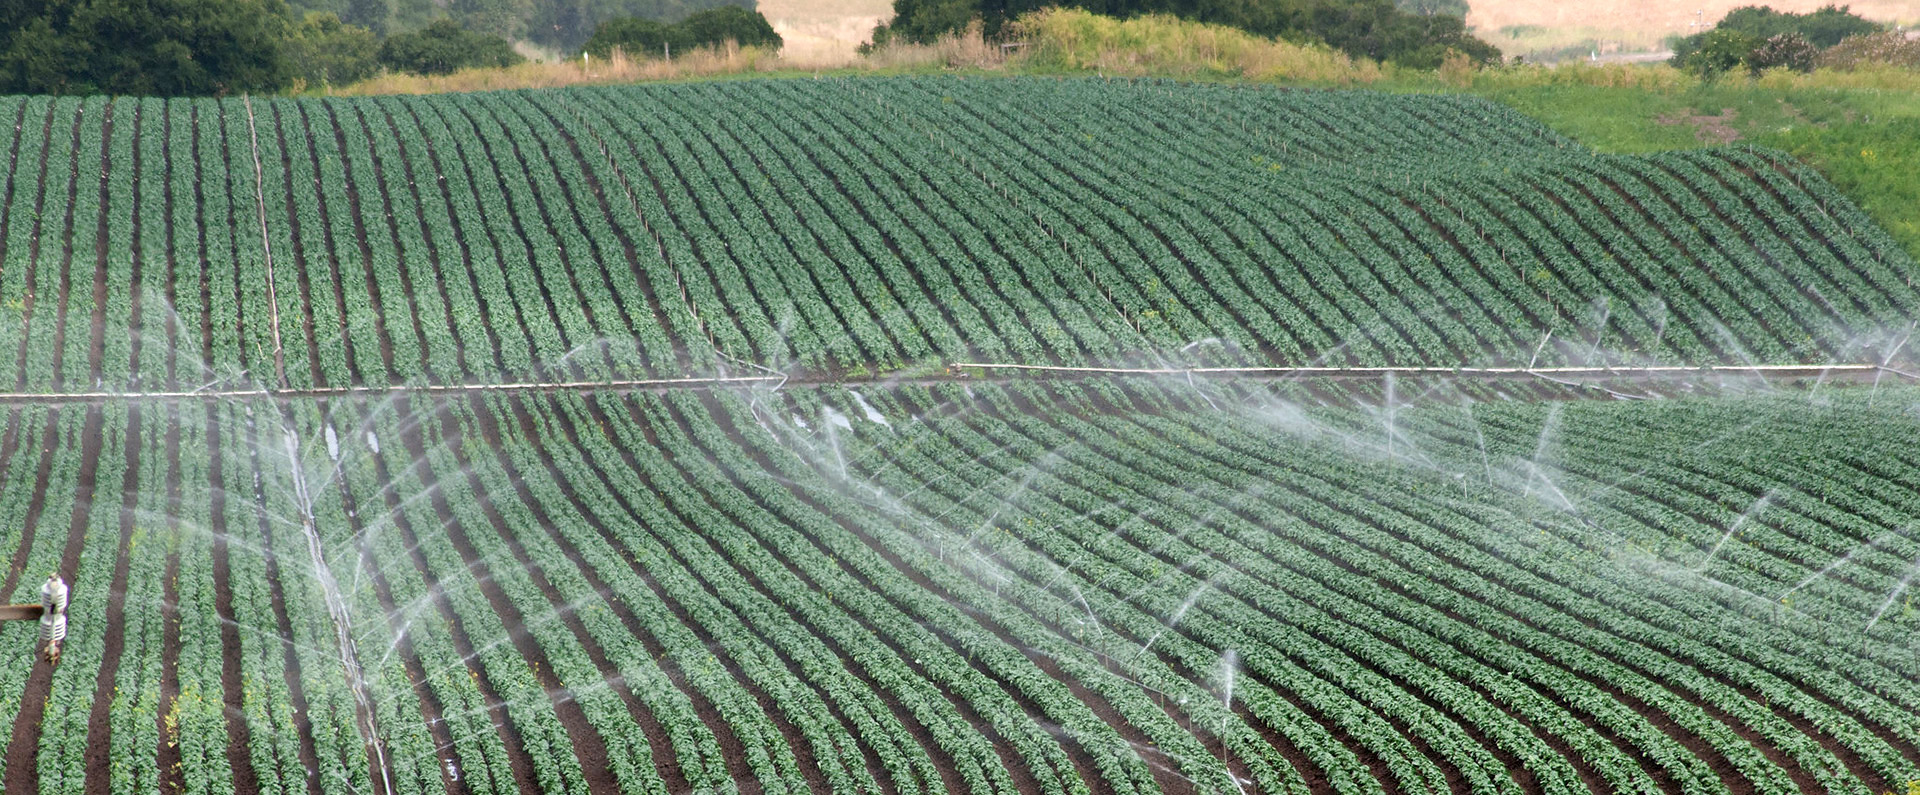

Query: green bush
[1744,31,1817,74]
[1682,28,1758,76]
[0,0,294,95]
[870,0,1499,68]
[585,5,780,59]
[678,6,781,49]
[585,17,686,58]
[376,18,522,75]
[1671,5,1881,67]
[285,12,381,87]
[1815,30,1920,70]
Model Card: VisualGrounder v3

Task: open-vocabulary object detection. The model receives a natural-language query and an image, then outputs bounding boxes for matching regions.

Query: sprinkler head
[40,574,68,665]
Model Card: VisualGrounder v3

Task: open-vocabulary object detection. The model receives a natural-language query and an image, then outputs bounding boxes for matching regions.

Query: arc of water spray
[1697,489,1775,572]
[280,424,396,794]
[1780,525,1909,603]
[1864,548,1920,634]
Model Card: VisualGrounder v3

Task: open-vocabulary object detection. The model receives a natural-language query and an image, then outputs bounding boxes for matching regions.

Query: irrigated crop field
[0,77,1913,795]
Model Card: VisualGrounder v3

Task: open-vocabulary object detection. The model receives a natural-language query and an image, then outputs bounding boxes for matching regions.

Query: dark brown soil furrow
[320,102,398,384]
[2,413,62,595]
[392,398,620,793]
[362,405,543,795]
[4,406,106,795]
[235,411,325,795]
[267,104,326,389]
[126,101,149,389]
[80,405,146,794]
[345,103,432,378]
[154,409,185,793]
[159,104,180,390]
[320,402,467,795]
[83,101,117,389]
[0,99,34,273]
[201,404,263,794]
[187,105,215,377]
[13,102,75,391]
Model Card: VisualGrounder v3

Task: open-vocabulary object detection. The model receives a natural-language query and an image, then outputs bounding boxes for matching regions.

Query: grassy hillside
[1446,68,1920,264]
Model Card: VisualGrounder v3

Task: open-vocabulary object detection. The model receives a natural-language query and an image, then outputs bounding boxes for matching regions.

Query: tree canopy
[376,18,523,74]
[289,0,754,53]
[871,0,1497,67]
[0,0,296,95]
[584,5,781,59]
[284,12,382,87]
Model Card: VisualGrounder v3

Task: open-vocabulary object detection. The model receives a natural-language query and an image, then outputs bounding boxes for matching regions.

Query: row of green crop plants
[0,80,1916,392]
[0,379,1913,793]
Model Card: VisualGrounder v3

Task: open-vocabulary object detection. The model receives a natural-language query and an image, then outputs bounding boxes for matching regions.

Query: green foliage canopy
[0,0,295,95]
[1395,0,1467,17]
[1671,4,1881,72]
[872,0,1498,68]
[376,18,523,74]
[284,12,382,87]
[584,5,781,58]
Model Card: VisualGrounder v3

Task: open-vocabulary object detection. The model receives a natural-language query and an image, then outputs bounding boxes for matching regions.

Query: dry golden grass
[1008,8,1384,84]
[756,0,893,60]
[329,26,1005,95]
[333,44,805,95]
[863,22,1009,68]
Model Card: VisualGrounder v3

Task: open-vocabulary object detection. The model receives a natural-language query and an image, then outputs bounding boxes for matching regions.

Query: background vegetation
[869,0,1498,67]
[1668,4,1886,75]
[288,0,753,50]
[1458,67,1920,263]
[584,5,782,58]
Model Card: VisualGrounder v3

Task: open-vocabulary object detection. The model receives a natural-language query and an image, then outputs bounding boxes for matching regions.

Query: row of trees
[0,0,776,95]
[869,0,1499,68]
[0,0,527,94]
[291,0,746,51]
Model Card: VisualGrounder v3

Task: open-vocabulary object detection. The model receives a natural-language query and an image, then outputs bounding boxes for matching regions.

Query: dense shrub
[376,18,522,75]
[1745,31,1818,73]
[1672,5,1881,70]
[870,0,1499,68]
[585,5,780,59]
[1815,30,1920,69]
[0,0,294,95]
[285,12,382,87]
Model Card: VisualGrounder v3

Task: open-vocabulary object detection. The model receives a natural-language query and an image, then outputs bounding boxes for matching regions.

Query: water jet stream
[279,421,395,795]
